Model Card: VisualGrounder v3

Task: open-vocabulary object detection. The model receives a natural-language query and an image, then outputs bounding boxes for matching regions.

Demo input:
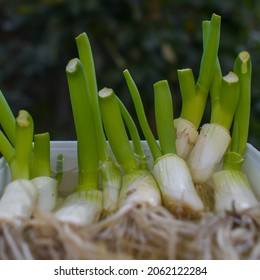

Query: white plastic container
[0,141,259,199]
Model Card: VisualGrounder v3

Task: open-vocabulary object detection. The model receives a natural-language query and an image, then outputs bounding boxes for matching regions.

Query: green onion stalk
[124,70,204,218]
[0,110,37,222]
[175,13,221,159]
[98,87,161,210]
[213,51,258,212]
[54,58,102,226]
[76,33,122,217]
[30,132,58,212]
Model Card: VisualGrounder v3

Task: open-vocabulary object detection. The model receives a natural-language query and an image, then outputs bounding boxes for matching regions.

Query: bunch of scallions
[0,12,258,243]
[0,95,60,224]
[57,12,258,232]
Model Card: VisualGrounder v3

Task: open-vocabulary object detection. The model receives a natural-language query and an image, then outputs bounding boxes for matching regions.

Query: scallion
[213,51,258,211]
[175,14,221,159]
[54,58,102,226]
[187,71,239,184]
[0,110,37,222]
[98,87,161,209]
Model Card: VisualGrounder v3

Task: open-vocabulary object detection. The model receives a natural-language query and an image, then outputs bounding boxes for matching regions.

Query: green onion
[175,14,221,159]
[76,33,121,217]
[178,14,221,128]
[0,110,37,222]
[213,51,258,211]
[66,58,99,190]
[98,87,161,209]
[54,58,102,225]
[153,80,204,217]
[187,71,239,184]
[124,70,203,217]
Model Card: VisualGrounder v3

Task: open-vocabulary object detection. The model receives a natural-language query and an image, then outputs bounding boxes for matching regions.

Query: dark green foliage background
[0,0,259,149]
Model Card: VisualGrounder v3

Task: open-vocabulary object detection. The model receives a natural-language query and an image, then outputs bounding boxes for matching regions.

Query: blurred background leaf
[0,0,259,149]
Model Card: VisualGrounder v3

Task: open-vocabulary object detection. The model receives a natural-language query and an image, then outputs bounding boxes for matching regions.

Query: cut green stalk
[99,88,139,173]
[11,110,34,180]
[99,87,161,209]
[0,89,16,146]
[210,72,239,129]
[154,81,176,155]
[0,110,37,222]
[56,58,102,226]
[31,132,58,212]
[213,51,258,211]
[66,58,99,191]
[76,32,121,217]
[117,96,147,169]
[188,72,239,184]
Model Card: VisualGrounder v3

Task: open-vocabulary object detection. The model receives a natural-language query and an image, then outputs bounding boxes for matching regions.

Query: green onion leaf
[123,69,162,161]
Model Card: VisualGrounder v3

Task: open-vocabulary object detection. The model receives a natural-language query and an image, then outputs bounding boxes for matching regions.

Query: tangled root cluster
[1,204,260,260]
